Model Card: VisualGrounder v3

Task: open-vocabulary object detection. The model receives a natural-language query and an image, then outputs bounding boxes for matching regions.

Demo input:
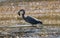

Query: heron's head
[18,9,25,16]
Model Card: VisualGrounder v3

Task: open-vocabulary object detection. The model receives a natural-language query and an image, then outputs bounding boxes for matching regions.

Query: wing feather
[25,16,39,24]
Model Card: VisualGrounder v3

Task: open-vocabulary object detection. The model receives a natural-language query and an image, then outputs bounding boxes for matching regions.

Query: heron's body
[23,16,42,25]
[18,9,43,25]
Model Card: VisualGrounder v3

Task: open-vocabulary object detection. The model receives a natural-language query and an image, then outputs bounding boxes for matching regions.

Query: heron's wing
[25,16,43,24]
[26,16,37,21]
[25,16,39,24]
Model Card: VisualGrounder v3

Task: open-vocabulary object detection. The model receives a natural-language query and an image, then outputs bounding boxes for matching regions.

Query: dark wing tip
[39,21,43,24]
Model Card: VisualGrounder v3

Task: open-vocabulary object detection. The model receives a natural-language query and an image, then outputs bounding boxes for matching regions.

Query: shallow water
[18,25,60,38]
[0,24,60,38]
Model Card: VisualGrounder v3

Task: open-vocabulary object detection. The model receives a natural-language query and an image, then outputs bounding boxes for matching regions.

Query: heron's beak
[18,11,20,16]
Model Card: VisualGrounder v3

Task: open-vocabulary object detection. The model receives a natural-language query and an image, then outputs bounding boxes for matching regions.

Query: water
[20,35,60,38]
[18,25,60,38]
[0,24,60,38]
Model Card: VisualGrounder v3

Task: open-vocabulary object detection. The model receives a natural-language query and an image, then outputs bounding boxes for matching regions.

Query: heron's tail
[38,21,43,24]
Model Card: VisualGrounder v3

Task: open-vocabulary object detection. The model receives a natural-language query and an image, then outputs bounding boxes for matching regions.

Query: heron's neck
[22,14,26,19]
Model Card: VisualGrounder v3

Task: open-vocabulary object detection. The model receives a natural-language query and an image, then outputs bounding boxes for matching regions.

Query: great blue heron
[18,9,43,26]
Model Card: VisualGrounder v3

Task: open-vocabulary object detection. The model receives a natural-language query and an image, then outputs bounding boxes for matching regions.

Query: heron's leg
[32,24,37,28]
[40,24,44,29]
[32,24,34,27]
[32,24,39,29]
[40,24,47,32]
[36,24,44,29]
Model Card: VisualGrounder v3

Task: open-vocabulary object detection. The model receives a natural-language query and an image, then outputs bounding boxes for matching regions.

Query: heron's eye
[20,11,23,14]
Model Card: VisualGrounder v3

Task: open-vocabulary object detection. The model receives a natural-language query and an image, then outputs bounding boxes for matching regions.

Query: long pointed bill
[18,11,20,16]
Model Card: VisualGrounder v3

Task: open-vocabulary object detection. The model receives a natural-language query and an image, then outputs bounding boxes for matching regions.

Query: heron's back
[24,16,42,24]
